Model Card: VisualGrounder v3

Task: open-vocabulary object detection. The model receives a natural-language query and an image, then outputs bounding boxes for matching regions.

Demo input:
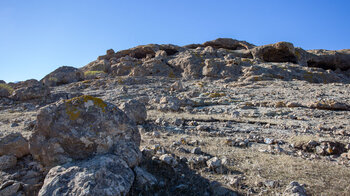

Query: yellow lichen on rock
[65,95,107,120]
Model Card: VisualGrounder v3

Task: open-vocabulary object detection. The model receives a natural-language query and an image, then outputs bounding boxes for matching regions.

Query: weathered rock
[11,80,50,101]
[206,157,222,170]
[81,59,111,73]
[0,155,17,170]
[38,154,134,196]
[8,79,38,89]
[119,99,147,124]
[159,154,178,167]
[0,181,22,196]
[29,95,141,167]
[0,133,29,158]
[111,56,139,76]
[41,66,83,87]
[191,147,202,154]
[103,45,156,60]
[170,81,184,91]
[251,42,297,63]
[133,166,158,191]
[158,96,181,111]
[130,59,174,77]
[307,99,349,111]
[283,181,307,196]
[203,38,255,50]
[307,49,350,71]
[168,50,204,79]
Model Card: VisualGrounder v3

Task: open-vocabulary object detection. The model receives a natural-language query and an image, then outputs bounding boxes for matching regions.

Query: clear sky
[1,0,349,82]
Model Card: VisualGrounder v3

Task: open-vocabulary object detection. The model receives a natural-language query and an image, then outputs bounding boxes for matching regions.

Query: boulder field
[0,38,349,195]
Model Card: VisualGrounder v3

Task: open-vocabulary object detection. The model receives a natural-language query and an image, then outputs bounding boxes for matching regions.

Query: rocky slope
[0,38,349,195]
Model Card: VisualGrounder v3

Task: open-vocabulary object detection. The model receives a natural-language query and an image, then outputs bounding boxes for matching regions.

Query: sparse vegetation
[84,70,105,77]
[0,83,14,94]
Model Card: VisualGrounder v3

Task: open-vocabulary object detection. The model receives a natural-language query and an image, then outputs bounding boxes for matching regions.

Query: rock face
[41,66,83,87]
[0,133,29,158]
[29,95,141,167]
[307,49,350,71]
[79,38,350,83]
[11,79,50,101]
[251,42,298,63]
[119,100,147,124]
[39,154,134,196]
[81,59,111,73]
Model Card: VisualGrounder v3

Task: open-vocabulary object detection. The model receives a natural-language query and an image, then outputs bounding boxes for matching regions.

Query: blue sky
[0,0,349,82]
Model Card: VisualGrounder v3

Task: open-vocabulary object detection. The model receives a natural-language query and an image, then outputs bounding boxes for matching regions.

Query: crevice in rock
[262,49,297,63]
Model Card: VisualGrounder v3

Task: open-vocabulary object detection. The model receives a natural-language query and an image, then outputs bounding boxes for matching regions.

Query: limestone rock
[283,181,307,196]
[170,81,184,91]
[0,155,17,170]
[133,166,158,191]
[203,38,255,50]
[119,99,147,124]
[0,181,21,196]
[38,154,134,196]
[0,133,29,158]
[11,80,50,101]
[168,50,204,79]
[130,59,174,77]
[29,95,141,167]
[251,42,297,63]
[81,59,111,73]
[307,49,350,71]
[206,157,222,170]
[307,99,349,111]
[41,66,83,87]
[111,56,139,76]
[159,154,178,167]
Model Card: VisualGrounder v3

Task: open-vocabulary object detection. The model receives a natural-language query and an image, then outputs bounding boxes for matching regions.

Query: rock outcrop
[39,154,134,196]
[251,42,298,63]
[41,66,83,87]
[29,95,141,168]
[119,99,147,124]
[0,133,29,158]
[11,79,50,101]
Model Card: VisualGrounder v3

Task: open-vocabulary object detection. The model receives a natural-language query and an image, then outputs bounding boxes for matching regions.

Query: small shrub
[0,83,14,94]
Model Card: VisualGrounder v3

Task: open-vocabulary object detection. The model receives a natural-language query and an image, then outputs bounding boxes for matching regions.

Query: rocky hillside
[0,38,349,195]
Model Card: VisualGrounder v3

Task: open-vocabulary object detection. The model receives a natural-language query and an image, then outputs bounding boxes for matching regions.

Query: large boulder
[29,95,141,168]
[80,59,111,73]
[39,154,134,196]
[10,80,50,101]
[111,56,139,76]
[0,133,29,158]
[251,42,298,63]
[306,49,350,71]
[41,66,83,87]
[168,50,204,79]
[119,100,147,124]
[203,38,256,50]
[129,59,174,77]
